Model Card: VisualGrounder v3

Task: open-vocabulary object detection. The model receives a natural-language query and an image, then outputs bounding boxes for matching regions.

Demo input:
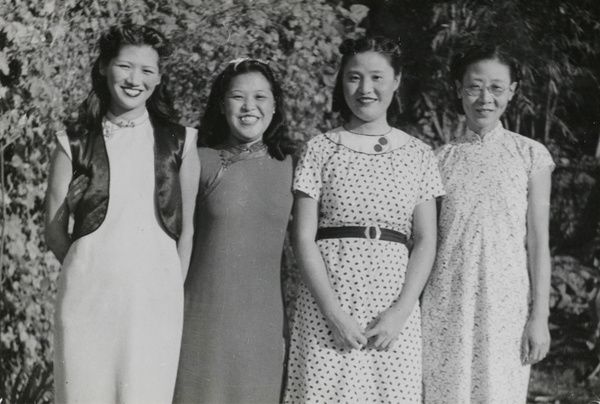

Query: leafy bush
[0,0,367,397]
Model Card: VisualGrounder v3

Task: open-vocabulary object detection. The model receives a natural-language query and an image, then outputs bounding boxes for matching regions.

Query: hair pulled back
[332,36,403,125]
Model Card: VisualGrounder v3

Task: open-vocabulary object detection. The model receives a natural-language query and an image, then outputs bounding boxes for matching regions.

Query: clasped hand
[327,308,408,351]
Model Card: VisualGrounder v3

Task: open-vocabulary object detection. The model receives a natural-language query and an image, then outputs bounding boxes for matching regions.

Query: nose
[359,78,373,94]
[242,98,255,111]
[125,68,142,86]
[478,86,493,103]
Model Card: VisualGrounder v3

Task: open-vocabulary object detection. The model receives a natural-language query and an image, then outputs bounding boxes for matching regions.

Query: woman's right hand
[65,175,90,213]
[326,310,367,350]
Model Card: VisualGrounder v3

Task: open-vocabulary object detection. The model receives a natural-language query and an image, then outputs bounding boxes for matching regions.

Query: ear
[507,82,517,101]
[455,80,463,99]
[393,72,401,91]
[99,62,107,76]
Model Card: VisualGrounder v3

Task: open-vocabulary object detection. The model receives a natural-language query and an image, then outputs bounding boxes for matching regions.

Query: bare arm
[44,147,73,263]
[365,198,437,350]
[292,193,367,350]
[177,146,201,280]
[522,167,552,364]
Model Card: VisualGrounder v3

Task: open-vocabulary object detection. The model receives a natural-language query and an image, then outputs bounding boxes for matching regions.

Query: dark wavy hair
[450,44,522,115]
[67,23,176,137]
[198,59,294,160]
[332,36,403,125]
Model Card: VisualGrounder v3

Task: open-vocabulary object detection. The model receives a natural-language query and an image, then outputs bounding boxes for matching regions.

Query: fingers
[70,175,90,193]
[527,342,549,364]
[521,335,529,364]
[365,324,398,351]
[66,175,90,211]
[522,338,550,364]
[334,331,366,350]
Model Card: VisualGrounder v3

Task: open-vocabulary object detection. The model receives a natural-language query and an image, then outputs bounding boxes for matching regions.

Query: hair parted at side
[332,36,403,125]
[198,59,295,161]
[67,23,176,138]
[450,44,523,114]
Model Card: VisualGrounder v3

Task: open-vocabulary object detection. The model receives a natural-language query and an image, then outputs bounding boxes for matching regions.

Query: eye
[143,69,156,75]
[117,63,130,69]
[372,75,383,81]
[347,74,360,82]
[468,85,482,91]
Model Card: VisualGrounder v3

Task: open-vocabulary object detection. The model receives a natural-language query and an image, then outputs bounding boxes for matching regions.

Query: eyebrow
[345,69,386,74]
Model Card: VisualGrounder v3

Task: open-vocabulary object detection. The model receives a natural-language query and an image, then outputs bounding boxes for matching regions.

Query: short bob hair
[198,59,295,161]
[450,44,522,115]
[332,36,403,125]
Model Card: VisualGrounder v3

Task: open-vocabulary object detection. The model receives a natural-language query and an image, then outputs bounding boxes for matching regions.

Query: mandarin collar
[457,122,504,144]
[103,110,150,137]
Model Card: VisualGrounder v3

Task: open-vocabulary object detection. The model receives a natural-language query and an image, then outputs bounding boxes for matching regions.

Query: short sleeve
[529,141,555,178]
[182,127,198,158]
[55,130,72,160]
[292,137,323,200]
[416,148,446,205]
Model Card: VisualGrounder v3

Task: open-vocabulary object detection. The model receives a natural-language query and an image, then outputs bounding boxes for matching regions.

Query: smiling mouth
[239,115,259,124]
[122,87,142,97]
[357,97,377,104]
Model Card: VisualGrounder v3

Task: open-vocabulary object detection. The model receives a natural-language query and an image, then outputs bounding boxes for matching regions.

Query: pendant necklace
[343,126,393,153]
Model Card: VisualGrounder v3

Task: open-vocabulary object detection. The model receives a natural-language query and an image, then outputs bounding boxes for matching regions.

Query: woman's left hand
[521,314,551,365]
[364,307,408,351]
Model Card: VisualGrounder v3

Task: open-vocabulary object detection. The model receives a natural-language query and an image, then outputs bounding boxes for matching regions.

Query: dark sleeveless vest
[67,116,186,242]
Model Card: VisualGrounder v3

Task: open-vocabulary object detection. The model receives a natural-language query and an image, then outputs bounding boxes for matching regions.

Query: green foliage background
[1,0,599,401]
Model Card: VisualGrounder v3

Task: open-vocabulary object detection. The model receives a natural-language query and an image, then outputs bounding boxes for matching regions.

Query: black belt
[316,226,408,244]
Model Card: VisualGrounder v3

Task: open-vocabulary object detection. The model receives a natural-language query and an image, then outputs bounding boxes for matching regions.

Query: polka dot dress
[284,127,445,403]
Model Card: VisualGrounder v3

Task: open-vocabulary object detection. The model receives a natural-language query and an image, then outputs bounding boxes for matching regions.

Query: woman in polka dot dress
[284,36,445,403]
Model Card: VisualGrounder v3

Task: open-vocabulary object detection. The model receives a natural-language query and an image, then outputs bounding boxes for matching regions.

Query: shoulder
[306,130,337,147]
[503,129,549,152]
[299,130,337,156]
[151,118,187,139]
[198,146,221,160]
[399,131,433,152]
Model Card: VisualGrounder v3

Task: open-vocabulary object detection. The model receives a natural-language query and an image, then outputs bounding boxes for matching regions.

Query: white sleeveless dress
[53,111,196,403]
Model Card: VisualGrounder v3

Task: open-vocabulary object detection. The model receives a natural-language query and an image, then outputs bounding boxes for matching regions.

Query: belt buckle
[364,225,381,241]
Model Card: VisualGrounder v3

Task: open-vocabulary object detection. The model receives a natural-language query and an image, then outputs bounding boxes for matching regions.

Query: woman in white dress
[45,24,199,403]
[284,36,444,403]
[421,45,554,403]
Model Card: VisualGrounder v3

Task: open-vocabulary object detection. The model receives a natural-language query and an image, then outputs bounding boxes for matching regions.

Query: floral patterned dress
[421,123,555,403]
[284,127,445,403]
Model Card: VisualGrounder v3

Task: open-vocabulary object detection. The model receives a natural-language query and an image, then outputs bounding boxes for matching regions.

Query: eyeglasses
[464,84,510,97]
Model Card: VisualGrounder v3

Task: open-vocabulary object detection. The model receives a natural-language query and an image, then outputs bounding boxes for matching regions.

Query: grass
[529,363,600,404]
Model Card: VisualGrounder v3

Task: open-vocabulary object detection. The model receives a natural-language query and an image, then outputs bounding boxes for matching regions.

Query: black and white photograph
[1,0,599,402]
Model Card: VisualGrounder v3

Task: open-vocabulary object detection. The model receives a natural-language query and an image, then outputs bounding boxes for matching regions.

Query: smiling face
[101,44,161,121]
[342,51,400,129]
[457,58,516,134]
[222,72,275,146]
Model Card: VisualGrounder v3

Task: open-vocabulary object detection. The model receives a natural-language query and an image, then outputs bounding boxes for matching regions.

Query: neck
[467,120,500,136]
[226,136,263,148]
[345,116,391,135]
[108,105,146,122]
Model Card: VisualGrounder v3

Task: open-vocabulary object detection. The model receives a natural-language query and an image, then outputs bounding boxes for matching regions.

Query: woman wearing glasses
[421,45,554,403]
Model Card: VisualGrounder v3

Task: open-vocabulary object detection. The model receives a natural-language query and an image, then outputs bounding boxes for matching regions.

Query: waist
[316,226,407,244]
